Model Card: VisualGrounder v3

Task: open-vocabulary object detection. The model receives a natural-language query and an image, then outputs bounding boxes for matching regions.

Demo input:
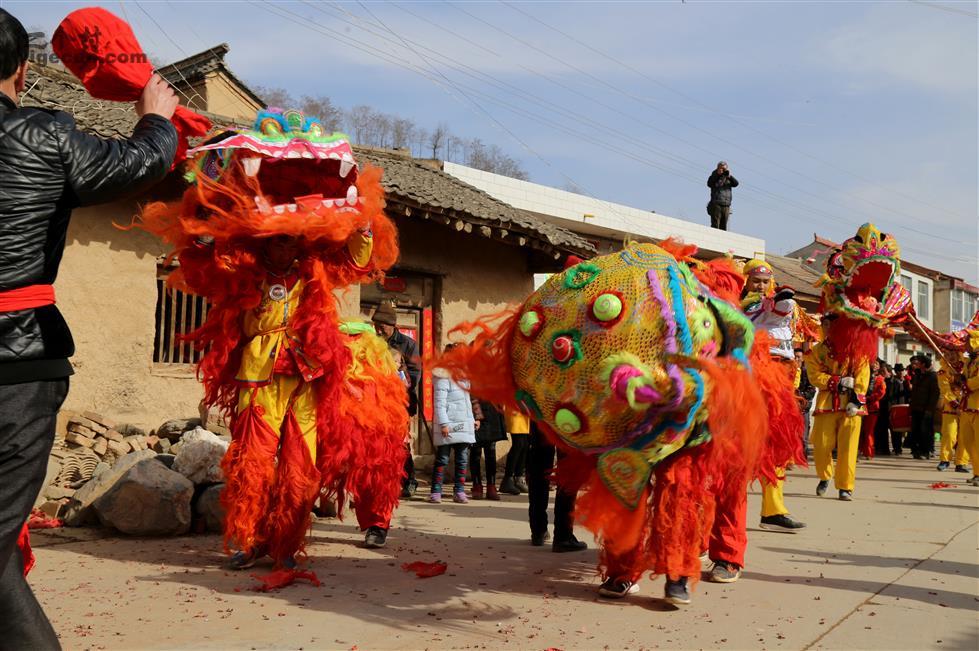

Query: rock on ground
[155,418,202,443]
[172,428,228,484]
[62,450,156,526]
[194,484,225,533]
[93,459,194,536]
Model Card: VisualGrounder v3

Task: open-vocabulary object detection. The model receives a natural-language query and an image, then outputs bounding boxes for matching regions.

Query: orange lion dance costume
[139,109,407,579]
[436,241,782,605]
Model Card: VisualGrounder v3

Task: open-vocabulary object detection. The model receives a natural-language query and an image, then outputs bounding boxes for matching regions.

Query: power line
[909,0,979,18]
[251,1,975,272]
[502,0,973,221]
[322,0,972,248]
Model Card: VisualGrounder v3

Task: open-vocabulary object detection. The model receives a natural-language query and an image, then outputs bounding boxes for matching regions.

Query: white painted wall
[445,162,766,259]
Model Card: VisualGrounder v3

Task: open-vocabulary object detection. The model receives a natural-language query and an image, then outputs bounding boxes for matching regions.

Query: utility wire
[319,0,971,247]
[253,1,974,269]
[502,0,973,221]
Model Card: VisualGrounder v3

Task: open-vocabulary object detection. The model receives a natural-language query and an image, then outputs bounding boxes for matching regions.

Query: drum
[889,404,911,433]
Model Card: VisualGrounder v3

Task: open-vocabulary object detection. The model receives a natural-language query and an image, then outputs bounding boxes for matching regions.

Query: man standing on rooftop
[707,161,739,230]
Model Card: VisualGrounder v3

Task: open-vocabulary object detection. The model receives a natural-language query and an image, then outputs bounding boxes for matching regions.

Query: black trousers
[0,378,68,651]
[909,410,935,457]
[527,428,575,541]
[503,433,529,479]
[874,405,891,455]
[708,202,730,230]
[470,440,498,485]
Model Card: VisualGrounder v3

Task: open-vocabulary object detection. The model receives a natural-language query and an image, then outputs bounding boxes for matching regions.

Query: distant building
[442,162,766,260]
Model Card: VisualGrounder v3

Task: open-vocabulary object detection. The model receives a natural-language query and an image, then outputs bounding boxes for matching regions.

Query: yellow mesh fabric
[511,243,720,452]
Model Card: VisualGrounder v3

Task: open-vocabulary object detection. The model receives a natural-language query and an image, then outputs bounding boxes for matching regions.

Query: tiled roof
[155,44,266,109]
[20,65,593,258]
[355,148,595,256]
[765,253,822,297]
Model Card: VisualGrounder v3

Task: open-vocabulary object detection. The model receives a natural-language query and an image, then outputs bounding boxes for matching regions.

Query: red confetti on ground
[250,569,321,592]
[401,561,448,578]
[27,508,63,529]
[930,482,953,489]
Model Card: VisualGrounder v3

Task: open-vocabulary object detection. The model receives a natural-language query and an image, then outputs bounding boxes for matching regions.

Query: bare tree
[252,85,295,109]
[428,122,449,158]
[391,117,416,150]
[299,95,342,131]
[414,127,430,158]
[345,104,374,145]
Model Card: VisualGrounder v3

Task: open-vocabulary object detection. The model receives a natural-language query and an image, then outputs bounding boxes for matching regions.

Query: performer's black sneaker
[531,530,551,546]
[838,490,853,501]
[759,514,807,533]
[708,562,741,583]
[598,577,639,598]
[937,461,950,471]
[227,549,258,570]
[364,526,388,549]
[514,477,530,493]
[816,480,829,496]
[552,535,588,553]
[664,577,691,606]
[954,465,970,473]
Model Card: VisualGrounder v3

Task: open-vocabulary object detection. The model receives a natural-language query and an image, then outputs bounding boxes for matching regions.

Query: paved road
[32,455,979,650]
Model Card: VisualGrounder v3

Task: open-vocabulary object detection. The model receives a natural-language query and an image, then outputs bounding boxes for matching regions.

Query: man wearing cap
[372,302,420,495]
[707,161,739,231]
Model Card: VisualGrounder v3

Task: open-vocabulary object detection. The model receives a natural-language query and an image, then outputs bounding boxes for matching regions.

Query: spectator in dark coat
[909,356,940,459]
[706,161,739,230]
[470,401,507,500]
[889,363,910,455]
[874,363,893,456]
[372,302,421,497]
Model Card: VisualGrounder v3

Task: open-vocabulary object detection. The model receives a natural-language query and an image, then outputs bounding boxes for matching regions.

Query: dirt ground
[32,455,979,651]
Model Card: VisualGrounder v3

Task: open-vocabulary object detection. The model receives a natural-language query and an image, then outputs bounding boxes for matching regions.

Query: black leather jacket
[0,92,177,384]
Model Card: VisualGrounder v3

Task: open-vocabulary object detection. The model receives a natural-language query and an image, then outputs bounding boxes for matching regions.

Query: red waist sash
[0,285,56,312]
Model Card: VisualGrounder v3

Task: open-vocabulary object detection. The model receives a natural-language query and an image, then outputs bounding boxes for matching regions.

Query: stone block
[92,438,108,457]
[155,418,202,443]
[106,439,130,457]
[194,484,225,533]
[81,411,116,429]
[93,459,193,536]
[62,449,156,526]
[104,429,124,442]
[66,432,96,448]
[172,428,228,484]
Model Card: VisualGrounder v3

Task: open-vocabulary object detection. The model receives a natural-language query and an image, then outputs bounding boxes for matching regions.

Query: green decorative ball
[593,293,623,322]
[555,408,581,434]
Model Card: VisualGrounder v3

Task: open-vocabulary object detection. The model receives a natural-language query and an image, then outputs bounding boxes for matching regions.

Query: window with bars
[154,266,210,366]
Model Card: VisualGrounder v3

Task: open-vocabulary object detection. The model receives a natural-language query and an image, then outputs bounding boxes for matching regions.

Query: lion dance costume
[806,223,907,499]
[138,109,407,578]
[437,241,802,604]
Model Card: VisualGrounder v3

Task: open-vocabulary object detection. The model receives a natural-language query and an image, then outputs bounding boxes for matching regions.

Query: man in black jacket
[707,161,739,230]
[909,355,940,459]
[371,302,421,496]
[0,10,178,648]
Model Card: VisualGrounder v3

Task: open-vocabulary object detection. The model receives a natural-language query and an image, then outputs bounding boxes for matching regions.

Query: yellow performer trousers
[761,468,788,517]
[959,412,979,477]
[939,414,971,465]
[812,412,861,491]
[237,374,318,461]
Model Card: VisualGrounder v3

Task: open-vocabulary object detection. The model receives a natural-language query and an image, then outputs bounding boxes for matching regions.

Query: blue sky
[9,0,978,282]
